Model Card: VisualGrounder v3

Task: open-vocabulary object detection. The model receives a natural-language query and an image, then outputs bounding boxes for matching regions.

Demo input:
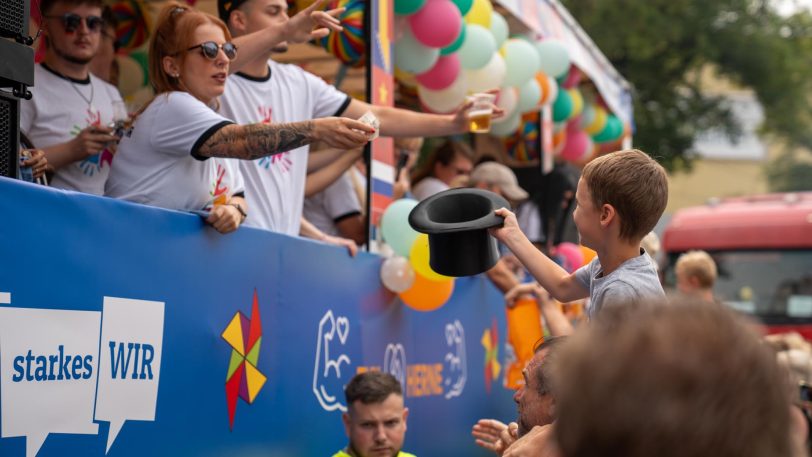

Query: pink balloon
[560,130,593,162]
[409,0,462,48]
[562,66,582,89]
[555,242,585,273]
[416,54,461,90]
[567,115,582,132]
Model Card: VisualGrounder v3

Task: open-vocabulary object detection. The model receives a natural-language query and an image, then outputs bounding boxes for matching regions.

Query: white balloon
[491,110,520,137]
[495,86,518,118]
[489,11,509,48]
[517,78,541,113]
[380,256,416,293]
[464,52,506,93]
[535,39,571,79]
[395,27,440,74]
[418,73,469,113]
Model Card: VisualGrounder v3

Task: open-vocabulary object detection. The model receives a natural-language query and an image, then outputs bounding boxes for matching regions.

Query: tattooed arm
[198,117,375,160]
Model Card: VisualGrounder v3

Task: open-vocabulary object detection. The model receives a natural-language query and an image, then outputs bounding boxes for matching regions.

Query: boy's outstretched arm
[490,208,589,303]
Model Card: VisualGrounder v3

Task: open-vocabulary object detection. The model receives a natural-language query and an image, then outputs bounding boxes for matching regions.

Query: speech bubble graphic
[94,297,165,453]
[0,307,101,457]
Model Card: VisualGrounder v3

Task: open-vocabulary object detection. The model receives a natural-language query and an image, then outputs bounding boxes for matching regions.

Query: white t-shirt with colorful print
[20,63,123,195]
[219,60,351,235]
[105,91,243,212]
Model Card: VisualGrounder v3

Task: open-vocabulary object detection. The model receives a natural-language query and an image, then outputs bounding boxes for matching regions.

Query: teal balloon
[552,88,573,122]
[395,0,427,16]
[395,28,440,74]
[457,24,496,70]
[535,39,571,78]
[593,115,623,143]
[503,38,540,87]
[441,23,466,55]
[452,0,474,16]
[489,12,508,48]
[381,199,421,257]
[517,78,541,113]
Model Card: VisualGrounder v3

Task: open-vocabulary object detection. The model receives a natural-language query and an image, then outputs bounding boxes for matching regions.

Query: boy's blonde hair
[675,250,717,289]
[581,149,668,241]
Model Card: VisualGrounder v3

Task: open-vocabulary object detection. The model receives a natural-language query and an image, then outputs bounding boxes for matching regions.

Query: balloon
[535,39,570,78]
[561,66,581,89]
[495,86,518,118]
[555,242,585,273]
[395,0,426,15]
[503,38,541,88]
[489,11,508,48]
[456,24,496,70]
[399,272,455,312]
[552,127,567,153]
[552,87,573,122]
[409,0,462,48]
[395,66,418,88]
[584,106,607,135]
[440,23,466,55]
[490,110,520,137]
[560,130,593,162]
[464,52,505,93]
[409,234,452,282]
[318,0,366,67]
[416,54,460,90]
[517,78,542,113]
[465,0,492,27]
[536,73,558,107]
[593,115,623,143]
[580,245,597,265]
[381,256,416,293]
[418,73,468,113]
[380,199,420,257]
[394,27,440,74]
[567,88,583,118]
[451,0,474,15]
[580,104,596,129]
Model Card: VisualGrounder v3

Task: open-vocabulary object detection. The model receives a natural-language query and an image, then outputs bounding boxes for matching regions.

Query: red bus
[662,192,812,338]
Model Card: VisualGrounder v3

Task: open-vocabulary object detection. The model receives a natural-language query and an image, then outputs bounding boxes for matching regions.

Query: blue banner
[0,178,516,456]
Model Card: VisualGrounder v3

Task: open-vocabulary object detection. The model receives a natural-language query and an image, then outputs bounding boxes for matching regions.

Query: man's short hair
[40,0,103,15]
[581,149,668,242]
[676,250,717,289]
[344,371,402,407]
[532,336,567,396]
[217,0,252,23]
[555,299,791,457]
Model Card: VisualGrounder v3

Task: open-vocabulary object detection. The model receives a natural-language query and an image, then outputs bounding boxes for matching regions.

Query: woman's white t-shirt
[105,91,243,211]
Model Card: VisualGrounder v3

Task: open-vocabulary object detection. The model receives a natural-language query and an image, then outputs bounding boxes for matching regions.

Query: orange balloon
[399,272,455,312]
[580,245,597,265]
[535,71,551,105]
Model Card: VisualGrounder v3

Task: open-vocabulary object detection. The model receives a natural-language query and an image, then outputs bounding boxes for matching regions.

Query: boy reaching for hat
[491,150,669,324]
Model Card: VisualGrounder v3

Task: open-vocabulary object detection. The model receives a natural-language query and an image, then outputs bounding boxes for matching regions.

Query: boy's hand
[490,207,525,246]
[284,0,344,43]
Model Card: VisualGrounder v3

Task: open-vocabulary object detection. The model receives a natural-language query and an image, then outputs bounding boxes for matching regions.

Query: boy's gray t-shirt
[574,249,665,318]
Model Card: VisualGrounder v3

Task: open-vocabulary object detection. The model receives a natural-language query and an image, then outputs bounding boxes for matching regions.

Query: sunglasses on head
[45,13,105,33]
[186,41,238,60]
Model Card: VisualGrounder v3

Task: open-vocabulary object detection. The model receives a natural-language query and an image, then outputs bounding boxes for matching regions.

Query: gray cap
[469,162,529,202]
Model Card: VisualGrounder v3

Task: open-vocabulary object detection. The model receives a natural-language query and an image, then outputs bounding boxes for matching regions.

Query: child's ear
[600,203,616,227]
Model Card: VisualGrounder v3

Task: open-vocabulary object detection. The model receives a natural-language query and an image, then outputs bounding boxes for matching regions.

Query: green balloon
[489,12,508,48]
[441,24,466,55]
[395,0,427,16]
[381,199,421,258]
[452,0,474,15]
[552,87,573,122]
[457,24,496,70]
[593,115,623,143]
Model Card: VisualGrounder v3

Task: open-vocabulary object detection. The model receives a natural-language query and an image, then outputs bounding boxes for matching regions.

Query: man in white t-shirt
[218,0,488,238]
[303,172,364,245]
[21,0,124,195]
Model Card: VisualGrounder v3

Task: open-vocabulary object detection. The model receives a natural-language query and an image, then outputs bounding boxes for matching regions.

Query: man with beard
[335,371,415,457]
[22,0,123,194]
[472,337,565,455]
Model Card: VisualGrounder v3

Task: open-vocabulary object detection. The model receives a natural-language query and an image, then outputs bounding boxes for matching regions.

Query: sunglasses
[186,41,238,61]
[45,13,105,33]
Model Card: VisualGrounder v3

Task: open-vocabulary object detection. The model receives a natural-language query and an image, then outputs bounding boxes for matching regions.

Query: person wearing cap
[216,0,502,241]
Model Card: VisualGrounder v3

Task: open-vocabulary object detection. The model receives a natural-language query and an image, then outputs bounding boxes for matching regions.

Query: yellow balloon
[465,0,492,28]
[567,88,584,118]
[409,234,452,282]
[585,106,607,135]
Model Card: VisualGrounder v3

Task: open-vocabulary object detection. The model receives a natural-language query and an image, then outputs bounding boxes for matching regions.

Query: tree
[561,0,812,172]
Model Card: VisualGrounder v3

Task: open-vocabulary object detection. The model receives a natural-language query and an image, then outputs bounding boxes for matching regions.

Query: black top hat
[408,188,508,277]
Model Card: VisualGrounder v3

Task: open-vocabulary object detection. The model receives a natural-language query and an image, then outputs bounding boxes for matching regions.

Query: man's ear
[162,56,180,78]
[600,203,616,228]
[402,407,409,432]
[341,412,351,436]
[229,9,248,34]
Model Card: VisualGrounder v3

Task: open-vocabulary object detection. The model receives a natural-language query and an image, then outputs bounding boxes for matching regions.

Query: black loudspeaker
[0,0,32,45]
[0,92,20,179]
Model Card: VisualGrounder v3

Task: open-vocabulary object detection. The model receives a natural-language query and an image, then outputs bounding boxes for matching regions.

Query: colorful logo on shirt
[205,163,230,209]
[255,105,293,173]
[73,108,114,176]
[221,290,267,430]
[480,319,501,394]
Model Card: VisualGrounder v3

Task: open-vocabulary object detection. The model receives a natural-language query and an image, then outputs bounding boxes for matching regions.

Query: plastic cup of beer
[466,93,496,133]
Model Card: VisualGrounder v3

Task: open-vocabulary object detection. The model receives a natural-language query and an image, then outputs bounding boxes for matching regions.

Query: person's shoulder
[397,451,417,457]
[330,450,351,457]
[90,74,121,97]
